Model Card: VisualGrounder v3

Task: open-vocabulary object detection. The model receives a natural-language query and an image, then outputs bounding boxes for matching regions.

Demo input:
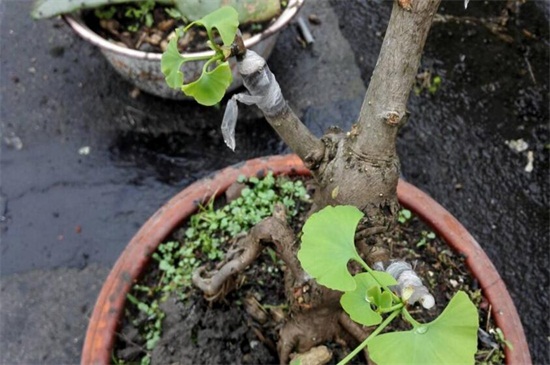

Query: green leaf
[379,291,393,309]
[181,60,232,106]
[161,37,185,89]
[146,333,160,350]
[368,291,479,365]
[298,205,364,292]
[340,272,397,326]
[159,260,174,273]
[366,285,381,305]
[165,7,183,19]
[185,6,239,46]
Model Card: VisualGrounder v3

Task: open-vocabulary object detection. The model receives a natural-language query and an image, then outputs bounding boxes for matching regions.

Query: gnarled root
[192,203,297,301]
[192,234,263,300]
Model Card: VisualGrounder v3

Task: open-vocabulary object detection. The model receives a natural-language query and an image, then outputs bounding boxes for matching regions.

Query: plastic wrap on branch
[221,50,285,151]
[374,260,435,309]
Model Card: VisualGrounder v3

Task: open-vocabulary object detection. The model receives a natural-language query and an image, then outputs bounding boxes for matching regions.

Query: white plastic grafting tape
[384,261,435,309]
[221,51,285,151]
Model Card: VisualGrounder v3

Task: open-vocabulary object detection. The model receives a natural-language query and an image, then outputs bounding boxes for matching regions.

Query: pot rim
[81,154,531,365]
[63,0,304,60]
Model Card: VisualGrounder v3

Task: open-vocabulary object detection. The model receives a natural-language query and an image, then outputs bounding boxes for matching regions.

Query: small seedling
[397,208,412,224]
[164,7,182,19]
[414,70,443,95]
[126,292,164,365]
[298,205,479,365]
[492,327,514,350]
[93,6,116,20]
[416,230,436,247]
[121,0,156,31]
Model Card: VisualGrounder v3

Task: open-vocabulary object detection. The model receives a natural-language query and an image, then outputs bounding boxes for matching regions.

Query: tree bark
[354,0,441,157]
[310,0,441,222]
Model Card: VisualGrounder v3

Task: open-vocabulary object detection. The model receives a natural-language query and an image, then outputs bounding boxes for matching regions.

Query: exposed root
[192,235,263,300]
[278,310,342,365]
[192,203,300,302]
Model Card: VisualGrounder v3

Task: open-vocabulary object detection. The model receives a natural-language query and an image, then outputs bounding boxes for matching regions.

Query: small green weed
[397,209,412,224]
[414,70,442,95]
[124,0,155,30]
[416,230,436,248]
[94,6,116,20]
[164,7,183,20]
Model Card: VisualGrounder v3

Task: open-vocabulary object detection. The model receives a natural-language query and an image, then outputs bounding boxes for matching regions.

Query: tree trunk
[314,0,441,219]
[237,0,441,220]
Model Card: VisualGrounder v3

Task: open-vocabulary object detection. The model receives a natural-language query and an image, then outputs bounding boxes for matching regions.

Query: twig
[297,16,314,45]
[524,56,537,84]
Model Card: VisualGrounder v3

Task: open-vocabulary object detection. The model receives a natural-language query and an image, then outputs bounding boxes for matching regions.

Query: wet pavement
[1,0,548,363]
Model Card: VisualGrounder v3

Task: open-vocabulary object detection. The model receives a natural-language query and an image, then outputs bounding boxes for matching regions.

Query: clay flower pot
[64,0,304,99]
[81,154,531,364]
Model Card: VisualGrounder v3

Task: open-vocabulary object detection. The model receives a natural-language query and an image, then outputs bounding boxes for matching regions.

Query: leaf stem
[356,256,402,303]
[337,309,400,365]
[378,303,404,313]
[181,53,215,62]
[201,55,223,74]
[401,307,422,328]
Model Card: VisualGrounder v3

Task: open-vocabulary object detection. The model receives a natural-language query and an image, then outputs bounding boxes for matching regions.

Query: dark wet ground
[1,0,548,363]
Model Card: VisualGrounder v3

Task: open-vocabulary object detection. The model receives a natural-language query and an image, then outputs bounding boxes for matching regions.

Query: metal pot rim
[64,0,304,60]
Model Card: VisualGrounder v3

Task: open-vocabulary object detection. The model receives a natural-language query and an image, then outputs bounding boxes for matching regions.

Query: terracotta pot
[82,154,531,364]
[64,0,304,99]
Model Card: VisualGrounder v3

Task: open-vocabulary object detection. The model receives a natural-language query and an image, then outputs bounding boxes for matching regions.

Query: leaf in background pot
[184,6,239,46]
[368,291,478,365]
[298,205,364,292]
[181,61,232,106]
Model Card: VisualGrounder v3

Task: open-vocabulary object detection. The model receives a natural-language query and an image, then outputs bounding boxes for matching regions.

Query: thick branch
[354,0,441,157]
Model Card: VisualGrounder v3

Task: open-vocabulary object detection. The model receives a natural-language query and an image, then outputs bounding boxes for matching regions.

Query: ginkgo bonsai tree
[161,1,481,364]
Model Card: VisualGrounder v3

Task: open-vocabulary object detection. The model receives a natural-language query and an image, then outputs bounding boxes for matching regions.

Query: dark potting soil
[114,180,506,364]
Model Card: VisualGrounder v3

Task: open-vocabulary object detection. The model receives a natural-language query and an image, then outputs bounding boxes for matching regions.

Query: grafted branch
[236,51,325,166]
